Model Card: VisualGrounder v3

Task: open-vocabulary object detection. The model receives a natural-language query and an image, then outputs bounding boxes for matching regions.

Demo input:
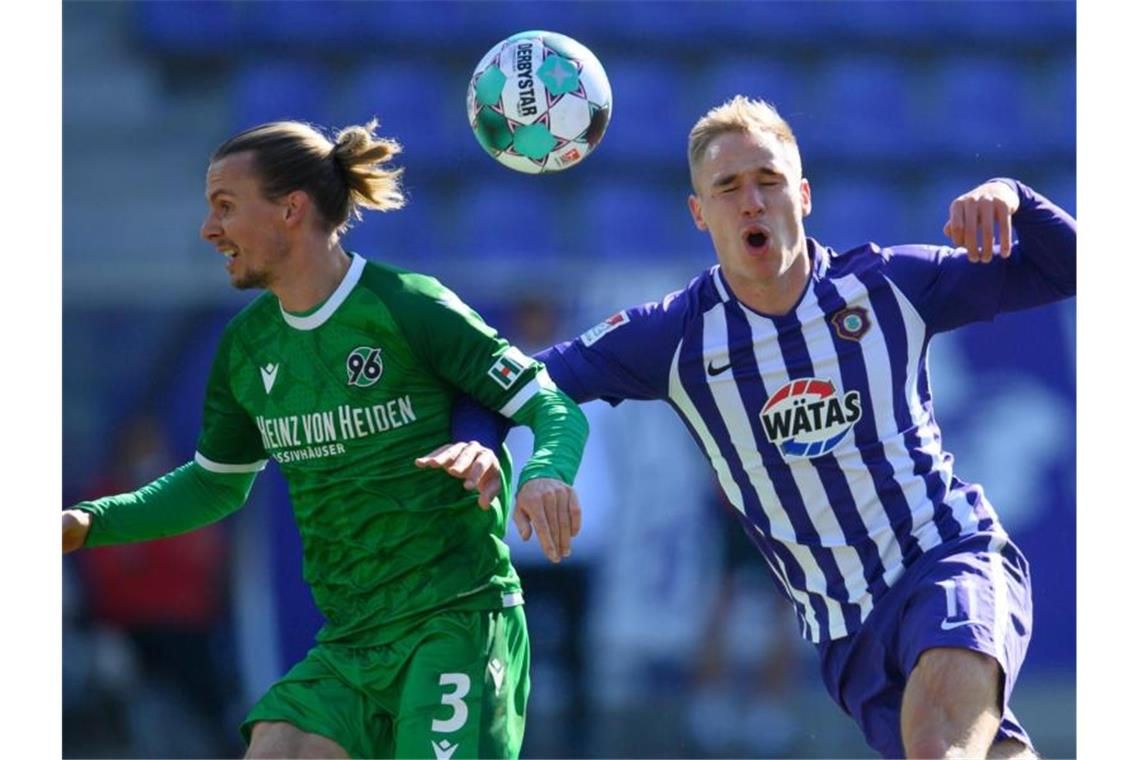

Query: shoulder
[823,240,952,284]
[356,257,448,300]
[220,292,278,342]
[577,268,710,348]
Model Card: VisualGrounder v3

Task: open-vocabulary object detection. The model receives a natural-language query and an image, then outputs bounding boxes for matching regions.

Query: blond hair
[688,96,800,190]
[211,119,405,234]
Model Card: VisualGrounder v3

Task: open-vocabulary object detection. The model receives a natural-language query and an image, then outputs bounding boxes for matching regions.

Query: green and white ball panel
[467,30,612,174]
[547,93,591,141]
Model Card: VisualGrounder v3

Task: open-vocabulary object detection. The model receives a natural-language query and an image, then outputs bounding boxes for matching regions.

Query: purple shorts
[815,532,1034,758]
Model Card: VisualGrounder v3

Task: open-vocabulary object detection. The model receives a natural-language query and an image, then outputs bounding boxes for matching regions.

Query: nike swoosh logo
[940,619,983,631]
[707,360,732,377]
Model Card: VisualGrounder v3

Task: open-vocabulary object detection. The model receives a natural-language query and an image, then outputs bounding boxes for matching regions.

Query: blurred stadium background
[62,1,1075,757]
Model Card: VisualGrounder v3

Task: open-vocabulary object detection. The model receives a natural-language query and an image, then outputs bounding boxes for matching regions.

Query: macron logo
[488,658,505,695]
[432,740,458,760]
[260,363,279,394]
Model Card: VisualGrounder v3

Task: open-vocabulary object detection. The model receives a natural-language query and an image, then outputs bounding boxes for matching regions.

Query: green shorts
[241,605,529,759]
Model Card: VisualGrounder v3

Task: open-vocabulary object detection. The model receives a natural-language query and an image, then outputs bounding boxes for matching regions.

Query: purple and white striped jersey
[529,180,1075,642]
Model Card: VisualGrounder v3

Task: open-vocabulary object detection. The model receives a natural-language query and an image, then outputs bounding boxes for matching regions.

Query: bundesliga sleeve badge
[580,310,629,347]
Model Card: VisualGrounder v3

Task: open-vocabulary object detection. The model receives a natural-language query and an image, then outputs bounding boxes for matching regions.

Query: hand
[513,478,581,564]
[415,441,502,509]
[62,509,92,554]
[943,180,1021,263]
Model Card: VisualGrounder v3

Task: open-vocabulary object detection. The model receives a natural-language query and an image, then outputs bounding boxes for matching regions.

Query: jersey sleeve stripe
[498,368,557,418]
[194,451,268,474]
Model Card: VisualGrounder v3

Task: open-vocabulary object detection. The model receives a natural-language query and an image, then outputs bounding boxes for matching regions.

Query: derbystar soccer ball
[467,30,612,173]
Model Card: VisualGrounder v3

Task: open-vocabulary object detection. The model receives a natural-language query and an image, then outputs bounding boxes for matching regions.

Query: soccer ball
[467,30,612,173]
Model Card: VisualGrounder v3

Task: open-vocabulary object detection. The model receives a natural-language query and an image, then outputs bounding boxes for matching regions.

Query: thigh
[394,606,530,759]
[241,646,392,759]
[245,720,351,759]
[901,646,1003,755]
[896,538,1035,751]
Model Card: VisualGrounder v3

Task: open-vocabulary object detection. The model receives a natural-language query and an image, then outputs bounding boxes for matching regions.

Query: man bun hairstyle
[212,118,405,235]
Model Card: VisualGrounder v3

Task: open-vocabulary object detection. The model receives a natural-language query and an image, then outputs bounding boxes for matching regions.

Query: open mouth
[742,226,771,250]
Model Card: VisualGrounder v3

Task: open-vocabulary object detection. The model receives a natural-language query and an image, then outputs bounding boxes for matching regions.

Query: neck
[271,239,352,314]
[724,244,811,317]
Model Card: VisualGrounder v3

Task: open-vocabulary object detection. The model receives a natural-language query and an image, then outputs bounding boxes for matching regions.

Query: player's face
[688,129,812,295]
[200,151,290,290]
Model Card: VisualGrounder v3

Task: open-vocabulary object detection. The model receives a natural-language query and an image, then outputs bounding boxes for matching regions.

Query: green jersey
[185,253,570,644]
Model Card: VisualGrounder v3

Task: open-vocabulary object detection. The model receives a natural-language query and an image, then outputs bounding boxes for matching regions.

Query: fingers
[513,505,532,541]
[998,202,1013,258]
[946,200,966,252]
[447,444,479,480]
[946,182,1018,263]
[979,198,995,263]
[514,480,581,563]
[525,497,559,562]
[416,443,504,510]
[962,197,980,261]
[543,488,570,559]
[569,488,582,538]
[471,450,502,509]
[414,442,465,469]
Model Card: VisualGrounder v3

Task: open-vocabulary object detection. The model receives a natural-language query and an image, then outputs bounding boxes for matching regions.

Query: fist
[62,509,92,554]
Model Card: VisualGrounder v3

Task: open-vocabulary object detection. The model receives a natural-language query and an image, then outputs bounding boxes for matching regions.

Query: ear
[688,194,708,231]
[281,190,308,227]
[799,177,812,219]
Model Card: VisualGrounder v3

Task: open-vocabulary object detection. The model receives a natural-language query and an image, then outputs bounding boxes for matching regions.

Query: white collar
[279,253,366,331]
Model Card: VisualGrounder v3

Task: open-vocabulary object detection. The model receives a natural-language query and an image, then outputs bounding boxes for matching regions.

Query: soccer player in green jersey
[61,119,588,759]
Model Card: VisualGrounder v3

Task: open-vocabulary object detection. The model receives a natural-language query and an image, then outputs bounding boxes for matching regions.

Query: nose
[200,212,221,242]
[742,183,766,218]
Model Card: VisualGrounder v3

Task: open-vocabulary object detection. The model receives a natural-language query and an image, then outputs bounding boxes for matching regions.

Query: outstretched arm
[62,461,257,553]
[885,179,1075,332]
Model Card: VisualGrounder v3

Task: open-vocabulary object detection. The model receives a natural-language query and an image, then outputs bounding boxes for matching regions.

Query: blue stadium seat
[922,56,1030,160]
[594,59,692,164]
[454,181,562,261]
[577,181,689,260]
[577,1,827,45]
[340,183,443,268]
[238,0,367,48]
[358,1,576,46]
[805,57,919,161]
[807,175,909,251]
[810,0,944,44]
[229,60,333,131]
[912,173,996,246]
[1029,58,1076,154]
[133,0,241,53]
[1037,175,1077,218]
[702,57,808,131]
[927,0,1074,43]
[334,62,468,171]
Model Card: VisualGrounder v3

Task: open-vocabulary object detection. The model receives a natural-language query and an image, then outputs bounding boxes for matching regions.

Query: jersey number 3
[431,673,471,733]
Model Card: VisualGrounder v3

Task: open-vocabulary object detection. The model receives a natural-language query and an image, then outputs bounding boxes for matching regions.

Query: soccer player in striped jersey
[61,120,588,759]
[452,96,1074,758]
